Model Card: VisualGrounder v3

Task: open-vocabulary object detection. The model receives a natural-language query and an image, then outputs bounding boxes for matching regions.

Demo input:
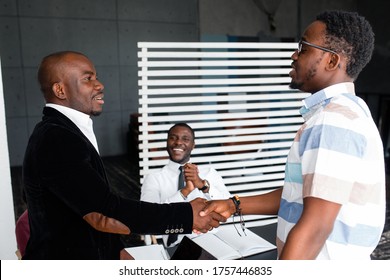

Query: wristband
[229,195,241,216]
[230,195,246,236]
[199,179,210,192]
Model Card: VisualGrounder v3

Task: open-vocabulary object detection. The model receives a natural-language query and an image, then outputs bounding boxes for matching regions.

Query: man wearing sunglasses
[202,10,386,260]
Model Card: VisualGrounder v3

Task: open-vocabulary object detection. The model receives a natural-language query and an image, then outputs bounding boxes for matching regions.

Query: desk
[244,223,277,260]
[167,222,277,260]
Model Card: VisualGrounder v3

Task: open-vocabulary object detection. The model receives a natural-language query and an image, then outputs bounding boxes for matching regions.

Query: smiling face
[47,52,105,116]
[166,125,195,164]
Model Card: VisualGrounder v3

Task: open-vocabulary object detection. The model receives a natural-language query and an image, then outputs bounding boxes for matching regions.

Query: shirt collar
[302,82,355,109]
[46,103,91,127]
[167,159,190,172]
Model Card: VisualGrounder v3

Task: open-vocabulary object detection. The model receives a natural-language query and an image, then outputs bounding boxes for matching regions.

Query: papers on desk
[125,244,169,260]
[125,225,276,260]
[191,225,276,260]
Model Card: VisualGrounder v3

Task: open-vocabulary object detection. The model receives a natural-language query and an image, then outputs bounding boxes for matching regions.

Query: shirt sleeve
[141,169,187,203]
[202,167,231,199]
[34,127,193,235]
[140,173,162,203]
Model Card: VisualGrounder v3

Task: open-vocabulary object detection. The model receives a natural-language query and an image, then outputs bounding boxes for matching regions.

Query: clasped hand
[190,198,235,233]
[182,163,204,190]
[184,163,234,233]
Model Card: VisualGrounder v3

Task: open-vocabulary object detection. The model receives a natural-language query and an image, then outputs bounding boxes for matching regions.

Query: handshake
[189,197,236,233]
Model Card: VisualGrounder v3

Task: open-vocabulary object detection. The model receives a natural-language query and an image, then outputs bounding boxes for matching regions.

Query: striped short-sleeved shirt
[277,82,386,259]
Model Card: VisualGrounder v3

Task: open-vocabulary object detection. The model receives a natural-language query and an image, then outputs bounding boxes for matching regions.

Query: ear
[52,82,66,100]
[327,53,341,71]
[191,140,195,151]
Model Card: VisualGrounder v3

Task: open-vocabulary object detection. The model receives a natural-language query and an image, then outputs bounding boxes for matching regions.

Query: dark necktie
[178,165,185,190]
[167,166,184,246]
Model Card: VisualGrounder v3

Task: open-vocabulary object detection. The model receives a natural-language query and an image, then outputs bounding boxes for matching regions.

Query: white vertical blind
[137,42,309,226]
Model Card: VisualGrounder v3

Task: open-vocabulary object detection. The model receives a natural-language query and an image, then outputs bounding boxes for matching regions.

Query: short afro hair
[168,123,195,140]
[316,10,374,79]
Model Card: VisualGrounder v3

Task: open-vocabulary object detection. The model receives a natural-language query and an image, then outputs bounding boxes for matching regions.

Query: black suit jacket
[22,107,193,259]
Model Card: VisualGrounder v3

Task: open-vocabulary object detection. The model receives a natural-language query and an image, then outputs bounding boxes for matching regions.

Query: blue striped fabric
[299,125,367,158]
[277,83,386,259]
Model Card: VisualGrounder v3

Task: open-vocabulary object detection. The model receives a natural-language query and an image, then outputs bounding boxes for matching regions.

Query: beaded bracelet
[229,194,241,216]
[229,195,246,236]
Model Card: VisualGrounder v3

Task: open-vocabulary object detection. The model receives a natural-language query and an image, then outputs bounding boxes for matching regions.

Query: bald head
[37,51,88,101]
[36,51,105,116]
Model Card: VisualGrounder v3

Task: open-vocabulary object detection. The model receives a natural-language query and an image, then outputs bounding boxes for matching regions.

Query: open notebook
[173,225,276,260]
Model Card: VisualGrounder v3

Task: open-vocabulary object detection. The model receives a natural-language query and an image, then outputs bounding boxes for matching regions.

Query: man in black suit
[22,51,224,260]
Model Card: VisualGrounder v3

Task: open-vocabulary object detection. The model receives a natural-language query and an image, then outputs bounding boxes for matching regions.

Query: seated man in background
[141,123,231,247]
